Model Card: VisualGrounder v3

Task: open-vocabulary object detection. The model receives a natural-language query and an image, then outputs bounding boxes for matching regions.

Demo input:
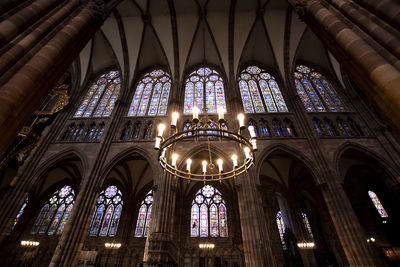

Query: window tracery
[128,69,171,116]
[184,67,226,114]
[31,185,75,235]
[88,185,123,237]
[190,185,228,238]
[74,70,120,118]
[294,65,346,112]
[239,66,288,113]
[135,190,153,237]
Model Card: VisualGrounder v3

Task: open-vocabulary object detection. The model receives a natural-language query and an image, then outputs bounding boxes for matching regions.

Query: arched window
[88,185,123,237]
[128,69,171,116]
[74,70,121,118]
[135,190,153,237]
[190,185,228,238]
[368,191,388,218]
[31,185,75,235]
[294,65,346,112]
[238,66,288,113]
[276,211,287,249]
[301,212,314,240]
[183,67,226,114]
[10,197,28,232]
[259,120,270,137]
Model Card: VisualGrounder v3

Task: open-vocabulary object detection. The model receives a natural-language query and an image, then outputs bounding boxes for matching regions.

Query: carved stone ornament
[79,0,110,22]
[294,0,308,19]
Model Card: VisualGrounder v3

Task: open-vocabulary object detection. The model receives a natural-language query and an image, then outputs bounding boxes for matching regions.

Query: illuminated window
[135,190,153,237]
[276,211,287,249]
[368,191,388,218]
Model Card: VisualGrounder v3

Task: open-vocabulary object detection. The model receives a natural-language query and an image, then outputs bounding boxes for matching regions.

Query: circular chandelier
[154,107,257,181]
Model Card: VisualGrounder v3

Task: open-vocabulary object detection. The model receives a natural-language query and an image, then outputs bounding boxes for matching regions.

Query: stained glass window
[184,67,226,114]
[301,212,314,240]
[238,66,288,114]
[128,69,171,116]
[74,71,120,118]
[88,185,123,237]
[294,65,346,113]
[276,211,287,250]
[191,185,228,237]
[368,191,388,218]
[10,197,28,232]
[135,190,153,237]
[31,185,75,235]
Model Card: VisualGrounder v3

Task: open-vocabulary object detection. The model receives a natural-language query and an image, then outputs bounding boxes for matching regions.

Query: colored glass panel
[89,204,105,236]
[31,204,49,234]
[259,79,277,112]
[295,79,315,112]
[158,82,171,115]
[128,83,145,116]
[48,204,65,235]
[39,204,57,234]
[74,84,98,117]
[11,199,28,231]
[301,212,314,240]
[210,204,218,237]
[137,83,153,116]
[239,80,254,113]
[248,80,265,113]
[83,83,106,117]
[105,185,117,198]
[135,204,147,237]
[268,79,288,112]
[93,84,115,117]
[109,204,122,237]
[57,204,73,235]
[99,205,114,236]
[215,81,226,112]
[322,79,346,111]
[148,83,163,116]
[205,81,216,113]
[191,205,199,237]
[144,205,152,237]
[184,82,194,114]
[219,204,228,237]
[103,84,120,117]
[312,79,337,111]
[301,78,325,112]
[200,204,208,237]
[276,211,286,249]
[195,82,204,113]
[368,191,388,218]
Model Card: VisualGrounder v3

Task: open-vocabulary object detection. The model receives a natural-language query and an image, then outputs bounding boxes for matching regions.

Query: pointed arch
[134,190,153,237]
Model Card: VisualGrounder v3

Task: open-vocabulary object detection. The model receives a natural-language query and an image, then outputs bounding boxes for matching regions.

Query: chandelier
[154,108,257,181]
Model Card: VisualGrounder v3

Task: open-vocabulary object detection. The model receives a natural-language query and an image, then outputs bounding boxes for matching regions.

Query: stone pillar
[0,0,64,47]
[319,180,379,266]
[143,172,178,264]
[0,0,80,77]
[296,0,400,134]
[353,0,400,30]
[0,0,109,158]
[236,169,277,267]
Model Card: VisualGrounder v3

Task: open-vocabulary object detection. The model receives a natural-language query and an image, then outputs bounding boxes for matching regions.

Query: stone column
[297,0,400,133]
[0,0,80,77]
[143,172,178,264]
[0,0,109,158]
[353,0,400,30]
[319,179,379,266]
[236,169,277,267]
[0,0,64,47]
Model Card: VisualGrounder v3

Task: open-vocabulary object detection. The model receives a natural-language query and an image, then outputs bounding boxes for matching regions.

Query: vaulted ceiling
[78,0,345,92]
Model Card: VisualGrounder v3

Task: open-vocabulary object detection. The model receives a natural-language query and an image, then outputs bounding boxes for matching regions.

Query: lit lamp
[186,159,192,172]
[154,123,166,149]
[217,159,223,172]
[171,112,179,128]
[251,139,258,150]
[237,113,245,129]
[171,153,178,166]
[244,147,251,159]
[217,107,225,123]
[192,107,200,123]
[248,125,256,138]
[202,160,207,173]
[232,154,238,168]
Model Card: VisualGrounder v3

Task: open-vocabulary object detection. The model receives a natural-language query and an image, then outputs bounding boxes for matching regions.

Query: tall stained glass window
[301,212,314,240]
[294,65,346,112]
[183,67,226,114]
[74,70,121,118]
[134,190,153,237]
[31,185,75,235]
[238,66,288,113]
[368,191,388,218]
[10,197,29,232]
[128,69,171,116]
[88,185,123,237]
[190,185,228,237]
[276,211,287,250]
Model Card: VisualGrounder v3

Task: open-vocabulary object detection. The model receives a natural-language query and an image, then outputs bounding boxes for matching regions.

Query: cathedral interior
[0,0,400,266]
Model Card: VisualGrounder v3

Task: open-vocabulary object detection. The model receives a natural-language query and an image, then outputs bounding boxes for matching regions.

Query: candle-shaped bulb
[171,112,179,127]
[202,160,207,173]
[237,113,245,128]
[217,107,225,122]
[232,154,238,167]
[244,147,251,159]
[193,107,200,121]
[160,148,166,158]
[154,137,161,149]
[171,153,178,166]
[157,123,166,137]
[251,139,257,150]
[248,125,256,138]
[217,159,223,172]
[186,158,192,171]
